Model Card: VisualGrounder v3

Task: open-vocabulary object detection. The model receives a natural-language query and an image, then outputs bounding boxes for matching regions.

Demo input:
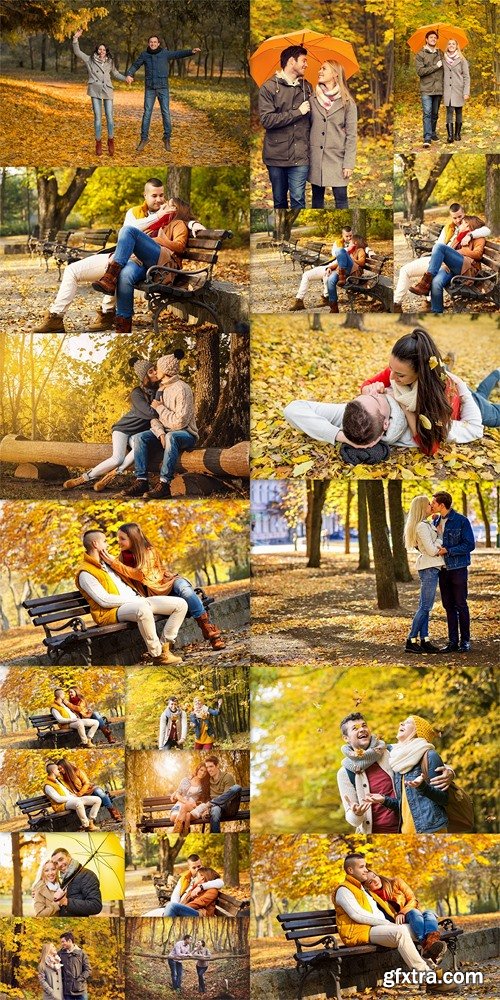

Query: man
[431,491,475,653]
[50,688,99,746]
[43,762,101,831]
[59,931,92,1000]
[258,45,312,209]
[126,35,201,152]
[158,697,188,750]
[290,227,376,311]
[163,853,224,918]
[52,847,102,917]
[33,177,172,333]
[333,854,454,993]
[168,934,192,992]
[75,529,188,665]
[394,203,491,312]
[124,352,198,500]
[415,30,443,148]
[205,755,242,834]
[337,713,453,834]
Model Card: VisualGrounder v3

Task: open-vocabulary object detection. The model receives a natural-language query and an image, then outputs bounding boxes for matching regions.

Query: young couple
[284,328,500,464]
[50,687,117,745]
[290,225,369,313]
[39,933,91,1000]
[64,351,197,500]
[259,45,357,209]
[168,933,212,994]
[167,755,242,836]
[72,30,200,155]
[43,759,122,830]
[34,847,102,917]
[334,854,455,993]
[75,522,224,666]
[159,695,223,750]
[415,30,470,147]
[337,712,455,836]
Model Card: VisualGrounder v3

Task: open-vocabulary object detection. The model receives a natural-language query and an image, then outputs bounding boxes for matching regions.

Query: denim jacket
[127,48,194,89]
[189,708,219,739]
[389,749,448,833]
[434,509,475,570]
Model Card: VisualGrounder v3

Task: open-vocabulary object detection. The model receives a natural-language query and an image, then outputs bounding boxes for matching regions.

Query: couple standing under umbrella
[409,24,471,147]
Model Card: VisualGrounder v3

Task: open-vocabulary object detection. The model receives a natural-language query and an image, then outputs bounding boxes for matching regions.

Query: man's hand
[395,914,406,925]
[151,399,160,411]
[126,75,134,84]
[299,100,310,115]
[438,546,447,556]
[364,793,385,804]
[461,233,472,246]
[190,885,203,897]
[431,765,454,791]
[192,47,201,53]
[53,889,65,902]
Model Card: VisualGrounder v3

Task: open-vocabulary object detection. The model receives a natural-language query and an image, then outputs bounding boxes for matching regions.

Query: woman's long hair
[404,495,430,551]
[56,758,80,791]
[118,522,156,569]
[445,39,464,59]
[193,765,211,801]
[367,872,396,897]
[462,215,485,232]
[93,43,112,60]
[171,197,192,223]
[322,60,351,105]
[38,942,56,973]
[391,328,452,452]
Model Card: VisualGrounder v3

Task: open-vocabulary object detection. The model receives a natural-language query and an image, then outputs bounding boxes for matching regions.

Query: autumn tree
[36,168,96,232]
[365,481,399,609]
[387,480,412,582]
[306,479,330,568]
[399,154,452,221]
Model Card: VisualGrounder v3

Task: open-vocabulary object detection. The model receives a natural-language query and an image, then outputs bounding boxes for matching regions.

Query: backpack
[421,752,474,833]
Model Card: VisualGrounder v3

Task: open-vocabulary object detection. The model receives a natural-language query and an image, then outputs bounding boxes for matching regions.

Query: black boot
[405,638,422,654]
[446,123,454,144]
[454,122,462,141]
[420,640,442,654]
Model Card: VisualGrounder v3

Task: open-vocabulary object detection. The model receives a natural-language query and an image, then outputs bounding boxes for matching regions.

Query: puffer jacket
[73,39,127,98]
[127,47,194,89]
[258,74,312,166]
[415,47,444,95]
[59,863,102,917]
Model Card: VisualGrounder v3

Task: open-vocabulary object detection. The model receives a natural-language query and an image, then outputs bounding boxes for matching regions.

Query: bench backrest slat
[24,591,83,609]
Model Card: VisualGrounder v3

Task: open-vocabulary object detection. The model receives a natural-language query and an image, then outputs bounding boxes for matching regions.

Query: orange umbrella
[407,23,469,53]
[250,29,359,88]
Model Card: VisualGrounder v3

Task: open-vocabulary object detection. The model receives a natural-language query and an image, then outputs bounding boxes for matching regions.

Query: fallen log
[0,436,250,479]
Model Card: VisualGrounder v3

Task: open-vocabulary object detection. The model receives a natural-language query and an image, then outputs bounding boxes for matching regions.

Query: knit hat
[129,355,151,382]
[411,715,438,743]
[156,348,185,379]
[340,441,390,466]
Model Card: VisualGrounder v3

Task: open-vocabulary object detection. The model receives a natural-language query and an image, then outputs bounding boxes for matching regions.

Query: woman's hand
[344,795,370,816]
[361,382,385,396]
[343,168,353,179]
[151,399,160,411]
[364,793,385,803]
[395,914,406,925]
[405,775,424,788]
[73,29,83,39]
[100,548,113,564]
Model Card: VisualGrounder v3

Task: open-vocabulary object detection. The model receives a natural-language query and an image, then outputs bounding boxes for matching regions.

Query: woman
[38,942,63,1000]
[72,29,128,156]
[92,198,191,333]
[56,757,122,824]
[368,715,448,833]
[325,234,366,313]
[364,871,446,963]
[64,356,158,491]
[33,860,61,916]
[404,495,444,655]
[170,763,211,834]
[409,216,486,313]
[65,688,116,744]
[100,522,225,650]
[443,39,470,143]
[190,697,223,750]
[195,940,211,994]
[308,61,357,208]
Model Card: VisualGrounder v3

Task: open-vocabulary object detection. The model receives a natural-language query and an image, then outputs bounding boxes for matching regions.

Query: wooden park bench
[138,787,250,833]
[408,222,441,258]
[51,227,116,279]
[343,252,393,310]
[277,908,464,1000]
[41,230,75,273]
[22,587,215,666]
[137,228,233,334]
[278,237,300,261]
[291,241,328,271]
[448,237,500,310]
[16,789,124,832]
[152,876,250,918]
[28,713,122,747]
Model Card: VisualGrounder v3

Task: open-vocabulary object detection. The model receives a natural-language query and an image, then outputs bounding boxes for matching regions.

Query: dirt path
[0,76,244,165]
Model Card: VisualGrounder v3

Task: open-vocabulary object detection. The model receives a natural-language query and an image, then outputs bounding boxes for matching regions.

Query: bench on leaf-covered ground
[138,788,250,833]
[16,790,125,831]
[28,713,123,747]
[277,908,464,1000]
[151,874,250,918]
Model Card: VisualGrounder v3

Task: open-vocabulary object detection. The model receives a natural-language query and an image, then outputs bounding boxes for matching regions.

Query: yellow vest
[442,221,455,245]
[44,776,71,813]
[51,702,72,730]
[333,874,396,946]
[178,870,193,897]
[75,554,119,626]
[130,202,151,219]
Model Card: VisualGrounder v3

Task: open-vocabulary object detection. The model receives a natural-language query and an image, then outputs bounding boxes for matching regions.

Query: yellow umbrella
[250,29,359,88]
[407,23,469,53]
[45,831,124,901]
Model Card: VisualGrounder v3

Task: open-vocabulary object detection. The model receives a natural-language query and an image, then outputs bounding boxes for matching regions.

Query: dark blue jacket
[189,708,220,740]
[127,47,194,89]
[434,509,475,570]
[389,749,449,833]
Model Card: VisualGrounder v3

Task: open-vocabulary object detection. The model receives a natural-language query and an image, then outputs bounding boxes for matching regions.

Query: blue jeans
[267,165,309,209]
[311,184,348,209]
[409,567,440,640]
[427,243,464,313]
[327,249,353,302]
[421,93,442,142]
[405,908,439,942]
[171,577,205,618]
[209,784,242,833]
[197,967,207,992]
[64,994,87,1000]
[472,370,500,427]
[113,226,162,317]
[142,86,171,139]
[164,901,200,918]
[133,428,197,483]
[167,959,183,989]
[91,710,106,730]
[91,97,114,139]
[92,785,114,810]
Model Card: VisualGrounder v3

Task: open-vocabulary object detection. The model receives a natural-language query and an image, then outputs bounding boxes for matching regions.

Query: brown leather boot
[34,311,66,333]
[102,725,117,744]
[152,642,183,665]
[195,612,226,650]
[393,302,402,313]
[96,139,103,156]
[115,315,132,332]
[92,260,123,295]
[109,806,122,822]
[89,308,116,331]
[63,474,91,489]
[93,468,118,492]
[321,294,329,305]
[337,267,348,286]
[329,303,339,313]
[88,819,100,831]
[410,271,433,296]
[108,137,115,156]
[290,298,305,311]
[422,931,447,963]
[172,816,184,833]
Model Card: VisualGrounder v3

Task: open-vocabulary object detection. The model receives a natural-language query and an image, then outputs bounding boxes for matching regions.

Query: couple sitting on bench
[334,853,454,994]
[290,225,373,313]
[169,756,242,835]
[43,758,122,830]
[50,687,117,745]
[75,521,225,667]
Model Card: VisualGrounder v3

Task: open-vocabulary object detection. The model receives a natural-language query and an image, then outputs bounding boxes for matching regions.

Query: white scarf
[46,955,62,970]
[389,738,435,774]
[390,378,419,413]
[315,83,342,111]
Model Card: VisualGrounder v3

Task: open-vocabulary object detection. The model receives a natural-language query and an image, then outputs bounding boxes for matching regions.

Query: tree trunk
[344,481,352,554]
[36,168,96,232]
[203,322,250,447]
[397,312,421,325]
[357,481,370,570]
[485,154,500,232]
[158,834,185,875]
[366,481,399,608]
[194,327,220,430]
[400,154,452,221]
[0,167,5,228]
[350,208,367,239]
[223,832,240,887]
[11,834,23,916]
[274,209,301,241]
[40,33,47,71]
[167,167,192,203]
[309,313,323,330]
[342,312,365,329]
[387,480,412,582]
[475,484,491,547]
[306,480,329,568]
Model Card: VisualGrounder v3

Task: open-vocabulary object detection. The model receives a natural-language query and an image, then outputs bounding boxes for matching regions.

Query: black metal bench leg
[447,936,459,971]
[329,957,342,1000]
[296,963,313,1000]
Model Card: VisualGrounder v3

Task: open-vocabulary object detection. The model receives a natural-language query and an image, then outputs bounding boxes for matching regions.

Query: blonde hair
[322,60,351,105]
[38,941,56,973]
[404,495,430,551]
[446,39,464,58]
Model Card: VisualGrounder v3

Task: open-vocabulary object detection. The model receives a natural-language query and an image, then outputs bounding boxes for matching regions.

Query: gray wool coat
[38,964,63,1000]
[73,38,127,98]
[308,95,357,188]
[443,57,470,106]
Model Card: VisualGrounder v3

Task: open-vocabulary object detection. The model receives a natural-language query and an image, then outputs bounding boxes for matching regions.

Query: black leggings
[311,184,349,209]
[445,105,463,125]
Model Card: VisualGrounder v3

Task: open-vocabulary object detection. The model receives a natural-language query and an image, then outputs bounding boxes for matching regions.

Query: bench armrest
[450,270,496,285]
[145,263,210,283]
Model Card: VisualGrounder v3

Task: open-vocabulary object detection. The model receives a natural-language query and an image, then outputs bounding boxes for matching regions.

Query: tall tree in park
[274,209,301,242]
[387,481,412,582]
[399,154,452,221]
[306,479,330,568]
[224,832,240,887]
[36,168,96,232]
[485,155,500,232]
[357,481,370,571]
[204,322,250,447]
[365,481,399,608]
[167,166,192,203]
